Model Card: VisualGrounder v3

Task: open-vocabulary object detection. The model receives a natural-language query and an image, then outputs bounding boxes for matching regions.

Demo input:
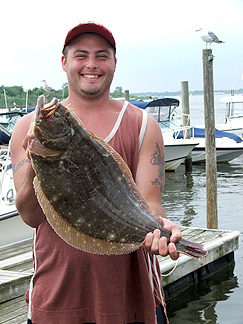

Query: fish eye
[54,112,61,117]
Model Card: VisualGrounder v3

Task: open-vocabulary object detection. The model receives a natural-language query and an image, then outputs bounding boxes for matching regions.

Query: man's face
[62,33,116,100]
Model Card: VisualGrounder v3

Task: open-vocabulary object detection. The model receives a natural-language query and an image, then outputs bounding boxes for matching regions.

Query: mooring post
[125,90,130,101]
[202,49,218,229]
[181,81,192,171]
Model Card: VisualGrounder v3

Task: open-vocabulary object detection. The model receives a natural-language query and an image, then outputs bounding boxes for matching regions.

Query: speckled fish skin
[29,96,165,244]
[29,95,207,258]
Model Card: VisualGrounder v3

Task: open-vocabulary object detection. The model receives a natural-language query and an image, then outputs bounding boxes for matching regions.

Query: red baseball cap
[63,22,116,53]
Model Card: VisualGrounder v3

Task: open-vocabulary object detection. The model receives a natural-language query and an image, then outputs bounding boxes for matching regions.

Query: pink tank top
[26,102,168,324]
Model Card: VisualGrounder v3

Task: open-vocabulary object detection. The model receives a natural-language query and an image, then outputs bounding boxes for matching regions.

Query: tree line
[2,85,242,109]
[0,85,67,109]
[0,85,132,108]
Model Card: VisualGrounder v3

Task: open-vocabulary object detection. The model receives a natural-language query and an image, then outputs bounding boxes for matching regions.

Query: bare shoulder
[11,111,34,139]
[142,113,164,149]
[109,98,125,112]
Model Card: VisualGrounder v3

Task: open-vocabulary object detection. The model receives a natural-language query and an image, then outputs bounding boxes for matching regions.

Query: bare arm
[136,114,181,259]
[10,113,45,228]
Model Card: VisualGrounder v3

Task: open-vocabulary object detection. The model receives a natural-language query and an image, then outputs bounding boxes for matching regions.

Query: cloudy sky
[1,0,243,93]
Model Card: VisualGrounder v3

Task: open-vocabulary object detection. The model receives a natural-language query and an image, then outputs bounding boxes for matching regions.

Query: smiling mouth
[82,74,100,79]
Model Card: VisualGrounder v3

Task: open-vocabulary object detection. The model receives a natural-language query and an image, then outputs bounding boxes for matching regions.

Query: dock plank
[0,295,27,324]
[0,239,32,261]
[0,239,34,304]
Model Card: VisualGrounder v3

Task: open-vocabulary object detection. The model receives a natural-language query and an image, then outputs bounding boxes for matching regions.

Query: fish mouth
[33,95,73,152]
[34,96,59,126]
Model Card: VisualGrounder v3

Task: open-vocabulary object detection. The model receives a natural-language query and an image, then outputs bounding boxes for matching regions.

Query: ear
[61,55,67,72]
[114,56,117,72]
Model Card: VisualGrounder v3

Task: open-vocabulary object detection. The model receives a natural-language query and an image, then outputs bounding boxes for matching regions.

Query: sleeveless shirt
[26,101,169,324]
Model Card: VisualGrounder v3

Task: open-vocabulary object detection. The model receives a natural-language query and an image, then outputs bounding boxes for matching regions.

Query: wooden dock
[0,239,33,324]
[0,227,240,323]
[158,227,240,301]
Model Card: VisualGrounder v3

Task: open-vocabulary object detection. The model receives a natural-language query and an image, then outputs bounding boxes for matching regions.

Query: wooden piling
[124,90,130,101]
[202,49,218,229]
[181,81,192,171]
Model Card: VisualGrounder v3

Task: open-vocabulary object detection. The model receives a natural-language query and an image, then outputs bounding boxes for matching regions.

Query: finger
[158,236,168,256]
[170,225,182,243]
[168,243,180,260]
[143,232,153,251]
[150,229,161,254]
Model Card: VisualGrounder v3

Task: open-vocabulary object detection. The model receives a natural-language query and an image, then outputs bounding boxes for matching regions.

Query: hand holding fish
[143,218,181,260]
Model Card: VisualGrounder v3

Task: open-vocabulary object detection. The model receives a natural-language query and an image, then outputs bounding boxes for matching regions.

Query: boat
[0,144,34,247]
[0,111,34,247]
[216,95,243,137]
[130,99,199,171]
[131,98,243,165]
[175,127,243,163]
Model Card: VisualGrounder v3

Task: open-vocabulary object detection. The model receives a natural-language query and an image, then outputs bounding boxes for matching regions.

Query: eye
[76,54,87,59]
[96,52,110,60]
[98,54,108,58]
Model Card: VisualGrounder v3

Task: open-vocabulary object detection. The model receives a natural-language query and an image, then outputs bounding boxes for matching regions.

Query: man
[11,22,181,324]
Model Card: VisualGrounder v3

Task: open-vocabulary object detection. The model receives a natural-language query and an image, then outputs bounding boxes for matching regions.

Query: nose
[86,56,98,69]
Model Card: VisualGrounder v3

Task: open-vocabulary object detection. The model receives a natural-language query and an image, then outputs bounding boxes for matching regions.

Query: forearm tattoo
[150,142,165,193]
[12,158,30,175]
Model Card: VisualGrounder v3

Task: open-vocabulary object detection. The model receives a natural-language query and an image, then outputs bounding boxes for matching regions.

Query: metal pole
[25,90,28,109]
[3,88,8,111]
[203,49,218,229]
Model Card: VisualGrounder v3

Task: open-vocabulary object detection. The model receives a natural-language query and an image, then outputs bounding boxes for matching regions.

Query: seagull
[41,80,56,93]
[196,28,225,48]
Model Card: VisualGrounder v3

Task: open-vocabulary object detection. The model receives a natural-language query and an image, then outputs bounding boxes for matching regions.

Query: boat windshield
[0,111,25,134]
[226,102,243,119]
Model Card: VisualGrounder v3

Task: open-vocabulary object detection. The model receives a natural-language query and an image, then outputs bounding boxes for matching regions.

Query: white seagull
[196,28,224,48]
[41,80,56,93]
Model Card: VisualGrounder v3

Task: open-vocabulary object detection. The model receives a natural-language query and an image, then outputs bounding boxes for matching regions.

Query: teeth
[83,75,99,79]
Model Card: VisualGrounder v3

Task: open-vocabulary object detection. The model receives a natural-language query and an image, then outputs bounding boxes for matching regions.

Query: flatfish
[28,95,207,257]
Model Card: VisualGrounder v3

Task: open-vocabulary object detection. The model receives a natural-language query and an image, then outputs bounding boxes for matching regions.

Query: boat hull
[164,138,198,170]
[191,138,243,163]
[0,207,33,248]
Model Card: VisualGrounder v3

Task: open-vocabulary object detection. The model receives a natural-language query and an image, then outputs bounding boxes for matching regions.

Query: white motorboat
[162,132,198,170]
[216,95,243,137]
[131,98,243,165]
[0,123,33,247]
[175,127,243,163]
[130,98,199,171]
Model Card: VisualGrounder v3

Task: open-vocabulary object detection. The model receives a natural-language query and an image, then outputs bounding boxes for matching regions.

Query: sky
[1,0,243,94]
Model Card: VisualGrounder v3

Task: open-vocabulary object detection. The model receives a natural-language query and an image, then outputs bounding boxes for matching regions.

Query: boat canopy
[130,98,179,109]
[174,127,243,143]
[130,98,180,123]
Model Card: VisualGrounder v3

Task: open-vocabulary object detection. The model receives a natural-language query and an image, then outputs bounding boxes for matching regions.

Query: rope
[161,259,179,277]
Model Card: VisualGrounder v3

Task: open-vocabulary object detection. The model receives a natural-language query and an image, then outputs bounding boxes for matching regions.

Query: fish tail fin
[175,238,207,259]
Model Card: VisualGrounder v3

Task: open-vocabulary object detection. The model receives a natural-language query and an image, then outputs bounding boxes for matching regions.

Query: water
[162,95,243,323]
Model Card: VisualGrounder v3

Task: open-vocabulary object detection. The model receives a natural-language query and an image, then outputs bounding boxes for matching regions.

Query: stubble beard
[68,70,115,101]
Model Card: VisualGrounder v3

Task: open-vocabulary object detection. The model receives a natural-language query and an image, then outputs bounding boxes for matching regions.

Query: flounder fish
[28,95,207,257]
